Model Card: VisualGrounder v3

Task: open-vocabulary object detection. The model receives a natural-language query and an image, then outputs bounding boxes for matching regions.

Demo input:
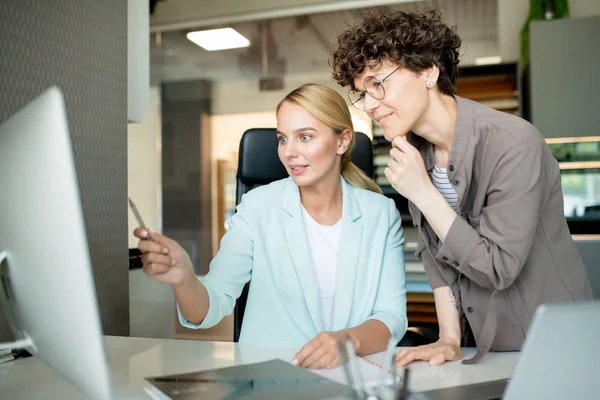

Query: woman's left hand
[292,331,348,369]
[385,136,432,204]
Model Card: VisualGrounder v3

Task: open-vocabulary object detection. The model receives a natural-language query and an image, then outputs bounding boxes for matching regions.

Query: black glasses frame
[348,66,402,109]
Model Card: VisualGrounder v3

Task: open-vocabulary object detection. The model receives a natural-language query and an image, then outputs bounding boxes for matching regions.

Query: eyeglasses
[348,66,401,111]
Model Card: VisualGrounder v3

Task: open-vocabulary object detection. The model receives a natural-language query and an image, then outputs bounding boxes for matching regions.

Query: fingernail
[162,247,169,254]
[140,230,148,238]
[171,259,176,266]
[291,358,298,366]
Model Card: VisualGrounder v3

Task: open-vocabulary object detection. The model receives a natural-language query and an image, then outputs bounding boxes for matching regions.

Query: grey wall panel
[530,16,600,138]
[0,1,129,340]
[576,241,600,299]
[161,80,213,276]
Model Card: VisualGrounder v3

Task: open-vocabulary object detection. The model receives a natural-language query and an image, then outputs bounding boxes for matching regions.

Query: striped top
[432,166,459,210]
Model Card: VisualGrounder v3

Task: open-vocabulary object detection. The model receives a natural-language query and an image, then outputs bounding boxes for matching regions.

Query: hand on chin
[381,122,409,142]
[383,130,409,143]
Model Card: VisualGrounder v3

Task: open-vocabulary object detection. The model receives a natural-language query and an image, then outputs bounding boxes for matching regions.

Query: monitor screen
[0,87,112,400]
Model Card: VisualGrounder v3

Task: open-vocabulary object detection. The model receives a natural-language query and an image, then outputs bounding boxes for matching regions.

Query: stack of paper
[0,349,14,364]
[310,356,394,387]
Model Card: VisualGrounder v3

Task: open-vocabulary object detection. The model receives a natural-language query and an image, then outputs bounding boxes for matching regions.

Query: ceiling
[150,0,498,84]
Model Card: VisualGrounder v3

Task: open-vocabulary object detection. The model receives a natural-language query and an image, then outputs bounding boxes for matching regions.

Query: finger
[387,158,400,171]
[429,350,448,367]
[384,167,399,188]
[389,146,403,162]
[324,357,342,369]
[302,343,336,369]
[138,239,169,255]
[142,253,175,267]
[293,338,320,366]
[143,262,170,276]
[298,339,328,368]
[305,350,337,369]
[441,345,462,362]
[384,166,393,182]
[395,349,419,367]
[391,135,414,153]
[384,164,401,188]
[145,229,179,249]
[395,347,410,360]
[134,227,150,239]
[428,344,461,366]
[395,347,433,367]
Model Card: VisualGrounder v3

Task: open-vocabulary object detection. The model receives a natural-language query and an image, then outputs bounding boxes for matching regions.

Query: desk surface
[0,336,519,399]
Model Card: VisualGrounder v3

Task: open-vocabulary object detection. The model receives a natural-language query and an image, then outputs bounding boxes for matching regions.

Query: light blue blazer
[179,177,408,346]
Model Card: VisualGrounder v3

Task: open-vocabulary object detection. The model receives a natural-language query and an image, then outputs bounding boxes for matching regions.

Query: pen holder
[330,370,405,400]
[336,335,410,400]
[365,369,405,400]
[327,376,404,400]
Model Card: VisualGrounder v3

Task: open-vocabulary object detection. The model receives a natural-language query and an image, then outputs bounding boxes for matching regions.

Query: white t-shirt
[301,206,341,332]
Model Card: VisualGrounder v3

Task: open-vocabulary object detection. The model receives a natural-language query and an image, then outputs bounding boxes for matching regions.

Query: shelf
[407,314,439,324]
[406,292,437,324]
[407,292,435,303]
[456,63,519,115]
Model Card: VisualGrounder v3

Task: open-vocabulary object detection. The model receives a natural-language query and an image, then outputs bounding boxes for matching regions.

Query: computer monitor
[0,87,112,400]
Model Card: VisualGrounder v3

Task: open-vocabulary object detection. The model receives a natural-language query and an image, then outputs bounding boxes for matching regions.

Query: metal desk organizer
[337,336,410,400]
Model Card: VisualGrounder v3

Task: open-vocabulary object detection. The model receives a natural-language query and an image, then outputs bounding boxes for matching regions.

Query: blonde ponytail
[341,154,382,194]
[277,83,382,194]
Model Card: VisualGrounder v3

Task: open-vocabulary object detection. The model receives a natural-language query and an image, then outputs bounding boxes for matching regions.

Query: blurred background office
[1,0,599,344]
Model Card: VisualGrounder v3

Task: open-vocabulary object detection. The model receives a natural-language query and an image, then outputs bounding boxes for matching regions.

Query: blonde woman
[134,84,408,369]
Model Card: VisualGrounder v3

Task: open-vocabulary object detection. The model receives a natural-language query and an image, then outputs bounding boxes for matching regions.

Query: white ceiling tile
[151,0,498,84]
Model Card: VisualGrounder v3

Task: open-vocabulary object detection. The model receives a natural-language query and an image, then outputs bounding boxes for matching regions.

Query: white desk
[0,336,519,399]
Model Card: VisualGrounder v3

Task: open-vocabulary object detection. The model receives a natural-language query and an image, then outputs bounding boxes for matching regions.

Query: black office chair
[232,128,436,346]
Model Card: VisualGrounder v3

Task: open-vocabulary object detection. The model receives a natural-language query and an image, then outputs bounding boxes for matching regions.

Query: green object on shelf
[521,0,570,69]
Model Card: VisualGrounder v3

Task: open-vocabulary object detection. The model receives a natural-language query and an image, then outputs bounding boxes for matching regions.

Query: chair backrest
[235,128,374,205]
[232,127,374,341]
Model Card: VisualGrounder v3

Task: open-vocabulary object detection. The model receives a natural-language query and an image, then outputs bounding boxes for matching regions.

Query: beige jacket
[408,96,593,362]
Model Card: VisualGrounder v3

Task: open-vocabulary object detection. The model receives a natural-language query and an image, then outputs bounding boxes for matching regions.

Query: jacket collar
[448,95,474,183]
[409,96,473,169]
[282,176,362,221]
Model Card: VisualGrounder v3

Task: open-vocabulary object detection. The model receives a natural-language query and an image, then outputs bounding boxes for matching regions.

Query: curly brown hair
[331,9,462,96]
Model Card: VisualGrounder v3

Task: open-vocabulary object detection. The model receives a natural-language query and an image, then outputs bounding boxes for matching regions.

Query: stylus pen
[128,197,152,240]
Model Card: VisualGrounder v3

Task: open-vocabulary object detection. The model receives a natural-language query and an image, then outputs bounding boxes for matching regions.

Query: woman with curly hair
[332,10,592,366]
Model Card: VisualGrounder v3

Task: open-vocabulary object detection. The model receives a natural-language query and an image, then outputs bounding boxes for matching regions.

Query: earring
[427,81,435,88]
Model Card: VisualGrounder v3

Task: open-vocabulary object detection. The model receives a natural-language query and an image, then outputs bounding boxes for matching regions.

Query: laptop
[502,300,599,399]
[411,300,600,400]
